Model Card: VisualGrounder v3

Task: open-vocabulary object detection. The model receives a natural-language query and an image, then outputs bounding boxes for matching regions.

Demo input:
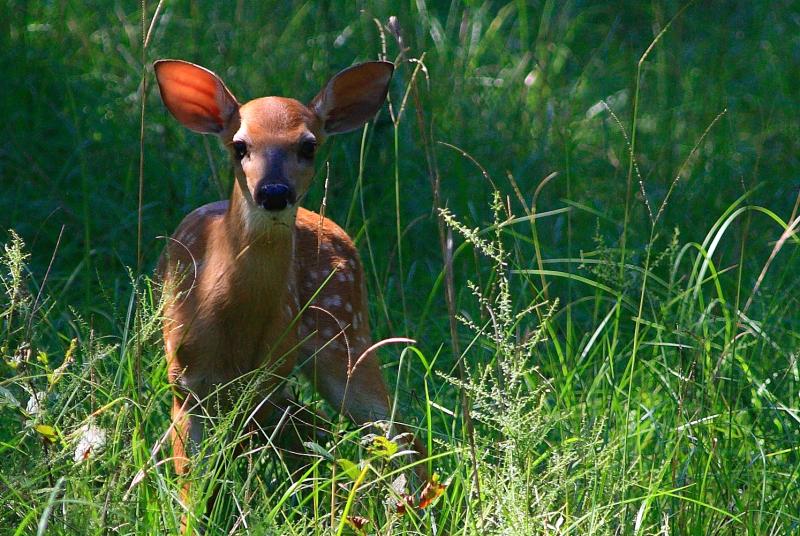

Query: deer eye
[232,140,247,160]
[298,138,316,160]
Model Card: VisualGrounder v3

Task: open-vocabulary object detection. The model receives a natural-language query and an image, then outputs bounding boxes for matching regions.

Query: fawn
[154,59,428,507]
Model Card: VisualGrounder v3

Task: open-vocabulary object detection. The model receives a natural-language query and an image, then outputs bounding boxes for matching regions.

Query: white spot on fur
[344,303,353,313]
[323,295,342,308]
[179,232,198,247]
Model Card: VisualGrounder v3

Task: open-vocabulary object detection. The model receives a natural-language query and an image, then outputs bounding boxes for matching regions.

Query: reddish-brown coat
[153,60,427,517]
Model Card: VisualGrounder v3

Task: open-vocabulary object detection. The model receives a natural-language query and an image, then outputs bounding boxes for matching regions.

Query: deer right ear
[154,59,239,134]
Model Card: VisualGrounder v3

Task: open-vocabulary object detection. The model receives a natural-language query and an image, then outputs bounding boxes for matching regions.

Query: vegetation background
[1,0,799,534]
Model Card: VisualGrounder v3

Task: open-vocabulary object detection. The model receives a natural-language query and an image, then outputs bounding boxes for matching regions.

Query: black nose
[255,183,293,211]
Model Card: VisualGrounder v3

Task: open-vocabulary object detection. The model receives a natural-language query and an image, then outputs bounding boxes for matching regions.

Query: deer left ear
[309,61,394,135]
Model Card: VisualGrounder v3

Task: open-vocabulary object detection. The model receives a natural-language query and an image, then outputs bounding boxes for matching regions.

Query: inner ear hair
[310,61,394,135]
[154,59,240,135]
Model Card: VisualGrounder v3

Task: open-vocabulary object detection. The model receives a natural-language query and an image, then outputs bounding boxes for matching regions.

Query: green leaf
[303,441,334,461]
[34,424,58,443]
[367,435,398,459]
[47,338,77,387]
[336,458,361,481]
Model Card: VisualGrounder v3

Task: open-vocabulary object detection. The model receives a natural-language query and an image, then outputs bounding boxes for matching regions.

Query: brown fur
[153,60,427,526]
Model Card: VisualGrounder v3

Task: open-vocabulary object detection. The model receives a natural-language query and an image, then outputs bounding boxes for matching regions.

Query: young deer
[154,59,427,499]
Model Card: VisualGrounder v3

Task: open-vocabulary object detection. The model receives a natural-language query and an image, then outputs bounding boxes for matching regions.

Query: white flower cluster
[74,423,107,463]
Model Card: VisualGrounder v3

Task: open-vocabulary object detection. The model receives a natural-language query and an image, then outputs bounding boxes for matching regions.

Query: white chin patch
[242,198,296,234]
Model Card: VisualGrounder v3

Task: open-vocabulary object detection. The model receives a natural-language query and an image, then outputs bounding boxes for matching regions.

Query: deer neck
[215,184,296,311]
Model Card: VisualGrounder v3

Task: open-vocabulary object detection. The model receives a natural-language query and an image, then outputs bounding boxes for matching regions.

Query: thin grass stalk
[410,52,483,522]
[136,0,147,408]
[393,119,408,330]
[619,5,696,513]
[24,225,64,341]
[381,18,410,330]
[388,17,481,510]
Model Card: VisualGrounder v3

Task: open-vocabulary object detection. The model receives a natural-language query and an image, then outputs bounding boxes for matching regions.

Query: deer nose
[255,183,294,211]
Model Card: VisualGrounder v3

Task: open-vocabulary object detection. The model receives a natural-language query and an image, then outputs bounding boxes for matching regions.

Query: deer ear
[154,60,239,134]
[309,61,394,135]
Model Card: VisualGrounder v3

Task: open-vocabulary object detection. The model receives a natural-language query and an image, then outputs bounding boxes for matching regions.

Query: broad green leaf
[368,435,398,459]
[34,424,58,443]
[336,458,361,481]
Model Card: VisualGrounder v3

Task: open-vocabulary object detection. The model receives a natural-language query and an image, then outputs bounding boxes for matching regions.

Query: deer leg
[250,388,332,481]
[299,324,429,482]
[171,394,214,534]
[171,395,192,478]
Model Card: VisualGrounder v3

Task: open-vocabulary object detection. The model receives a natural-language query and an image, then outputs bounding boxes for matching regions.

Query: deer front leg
[299,314,429,482]
[171,394,213,534]
[171,395,192,478]
[171,393,210,472]
[244,386,331,478]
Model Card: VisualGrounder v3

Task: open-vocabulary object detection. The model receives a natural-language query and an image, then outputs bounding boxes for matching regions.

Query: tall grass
[2,1,799,534]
